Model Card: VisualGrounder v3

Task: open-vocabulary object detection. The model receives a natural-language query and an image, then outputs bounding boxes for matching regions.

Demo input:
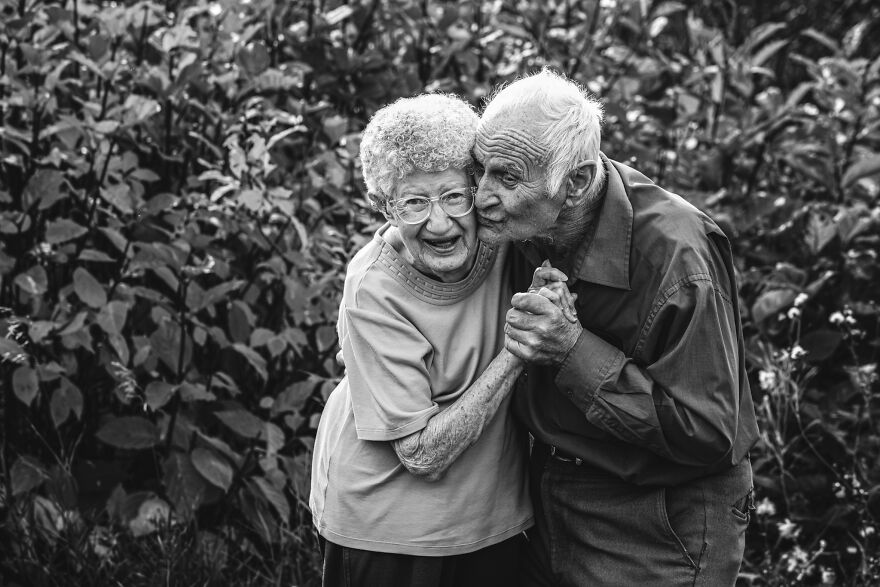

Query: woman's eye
[401,198,428,210]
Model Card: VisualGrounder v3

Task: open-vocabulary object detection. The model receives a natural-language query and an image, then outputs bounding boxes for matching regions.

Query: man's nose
[474,178,495,210]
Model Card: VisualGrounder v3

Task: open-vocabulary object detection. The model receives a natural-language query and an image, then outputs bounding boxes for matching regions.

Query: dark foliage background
[1,0,878,585]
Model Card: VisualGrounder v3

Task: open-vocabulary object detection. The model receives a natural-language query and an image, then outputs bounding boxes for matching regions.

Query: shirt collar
[570,153,632,290]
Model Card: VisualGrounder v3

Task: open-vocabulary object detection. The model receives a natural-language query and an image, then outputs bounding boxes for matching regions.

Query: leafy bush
[1,0,878,585]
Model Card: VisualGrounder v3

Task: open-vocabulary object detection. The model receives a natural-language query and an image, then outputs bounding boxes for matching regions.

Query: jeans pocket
[656,488,698,569]
[731,487,755,524]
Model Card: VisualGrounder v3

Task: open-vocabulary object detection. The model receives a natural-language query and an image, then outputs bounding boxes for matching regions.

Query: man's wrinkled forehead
[475,111,546,165]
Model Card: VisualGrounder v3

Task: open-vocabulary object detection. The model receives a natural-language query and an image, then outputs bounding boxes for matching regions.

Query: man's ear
[563,159,598,208]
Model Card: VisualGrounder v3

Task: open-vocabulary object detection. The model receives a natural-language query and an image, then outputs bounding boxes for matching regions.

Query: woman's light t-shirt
[310,224,532,556]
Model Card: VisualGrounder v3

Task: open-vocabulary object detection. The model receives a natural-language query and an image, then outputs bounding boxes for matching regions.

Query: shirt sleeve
[342,305,440,441]
[555,274,742,468]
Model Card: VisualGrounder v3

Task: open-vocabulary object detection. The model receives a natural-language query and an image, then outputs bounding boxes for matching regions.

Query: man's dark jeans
[522,443,754,586]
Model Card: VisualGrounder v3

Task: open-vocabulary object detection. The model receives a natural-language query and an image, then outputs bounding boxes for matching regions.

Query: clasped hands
[504,260,583,365]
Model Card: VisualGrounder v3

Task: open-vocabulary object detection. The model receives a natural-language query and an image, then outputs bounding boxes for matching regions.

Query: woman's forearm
[391,348,524,481]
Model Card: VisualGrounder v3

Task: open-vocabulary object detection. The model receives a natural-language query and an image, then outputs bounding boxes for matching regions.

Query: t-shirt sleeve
[341,305,439,441]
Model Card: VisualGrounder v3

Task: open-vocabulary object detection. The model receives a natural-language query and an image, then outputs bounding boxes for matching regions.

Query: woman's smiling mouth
[423,236,460,253]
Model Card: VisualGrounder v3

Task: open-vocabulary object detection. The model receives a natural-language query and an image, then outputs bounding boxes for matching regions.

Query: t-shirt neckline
[374,224,498,305]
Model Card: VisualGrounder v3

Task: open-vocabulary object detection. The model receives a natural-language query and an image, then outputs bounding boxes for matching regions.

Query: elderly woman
[310,93,572,587]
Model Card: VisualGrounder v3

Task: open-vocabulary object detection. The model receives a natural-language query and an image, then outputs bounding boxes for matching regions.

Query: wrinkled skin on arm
[391,348,523,481]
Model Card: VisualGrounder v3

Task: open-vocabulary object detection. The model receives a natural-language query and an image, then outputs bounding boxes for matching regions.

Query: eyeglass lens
[396,190,474,223]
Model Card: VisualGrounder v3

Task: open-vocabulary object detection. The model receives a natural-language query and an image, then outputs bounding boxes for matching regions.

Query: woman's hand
[528,260,579,323]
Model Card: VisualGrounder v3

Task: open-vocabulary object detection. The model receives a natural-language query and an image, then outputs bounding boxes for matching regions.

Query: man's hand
[529,260,578,323]
[505,292,583,365]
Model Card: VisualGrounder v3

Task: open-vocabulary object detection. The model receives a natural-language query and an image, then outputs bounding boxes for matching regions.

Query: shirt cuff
[354,404,440,441]
[555,328,625,413]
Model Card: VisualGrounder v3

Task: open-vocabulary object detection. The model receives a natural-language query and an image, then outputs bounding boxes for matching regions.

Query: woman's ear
[368,193,396,224]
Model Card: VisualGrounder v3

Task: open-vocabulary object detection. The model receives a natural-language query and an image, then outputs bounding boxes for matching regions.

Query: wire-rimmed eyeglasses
[389,187,476,224]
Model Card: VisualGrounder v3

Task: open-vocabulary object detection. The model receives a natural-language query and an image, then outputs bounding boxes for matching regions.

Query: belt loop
[548,444,583,466]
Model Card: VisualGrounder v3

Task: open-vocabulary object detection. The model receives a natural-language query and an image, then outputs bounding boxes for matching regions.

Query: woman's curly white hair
[360,93,478,202]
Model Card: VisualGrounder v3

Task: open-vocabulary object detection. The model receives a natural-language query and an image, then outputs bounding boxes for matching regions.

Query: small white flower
[846,546,858,554]
[794,293,808,307]
[755,497,776,516]
[860,526,875,537]
[684,137,699,150]
[790,345,807,360]
[787,307,801,319]
[759,370,778,391]
[829,312,845,325]
[785,545,809,572]
[774,196,787,207]
[820,567,836,584]
[778,518,800,539]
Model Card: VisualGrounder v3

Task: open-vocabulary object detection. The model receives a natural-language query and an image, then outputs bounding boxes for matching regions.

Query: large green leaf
[190,448,234,491]
[163,451,206,518]
[798,329,844,363]
[11,456,48,496]
[45,219,87,244]
[271,380,315,416]
[842,154,880,188]
[751,289,798,324]
[96,301,131,337]
[23,169,66,210]
[14,265,48,295]
[145,381,176,411]
[73,267,107,308]
[215,408,265,439]
[251,476,289,521]
[0,337,27,360]
[150,319,192,374]
[231,343,267,380]
[13,365,39,406]
[49,378,83,428]
[228,301,255,343]
[96,417,161,449]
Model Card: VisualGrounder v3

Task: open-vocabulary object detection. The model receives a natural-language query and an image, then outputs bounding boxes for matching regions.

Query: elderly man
[473,69,759,586]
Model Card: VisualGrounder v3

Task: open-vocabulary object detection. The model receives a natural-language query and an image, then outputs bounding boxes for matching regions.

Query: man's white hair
[360,93,478,202]
[482,69,605,198]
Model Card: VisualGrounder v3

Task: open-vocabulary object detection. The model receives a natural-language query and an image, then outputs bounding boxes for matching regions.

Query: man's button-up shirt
[513,156,759,486]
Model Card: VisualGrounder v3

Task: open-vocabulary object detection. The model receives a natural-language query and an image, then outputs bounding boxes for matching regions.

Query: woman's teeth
[426,237,458,251]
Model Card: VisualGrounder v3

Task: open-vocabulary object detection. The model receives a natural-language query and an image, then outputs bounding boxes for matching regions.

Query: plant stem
[1,369,14,508]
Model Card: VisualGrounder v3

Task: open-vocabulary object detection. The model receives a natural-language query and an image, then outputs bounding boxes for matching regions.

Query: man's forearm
[556,289,742,467]
[391,349,523,481]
